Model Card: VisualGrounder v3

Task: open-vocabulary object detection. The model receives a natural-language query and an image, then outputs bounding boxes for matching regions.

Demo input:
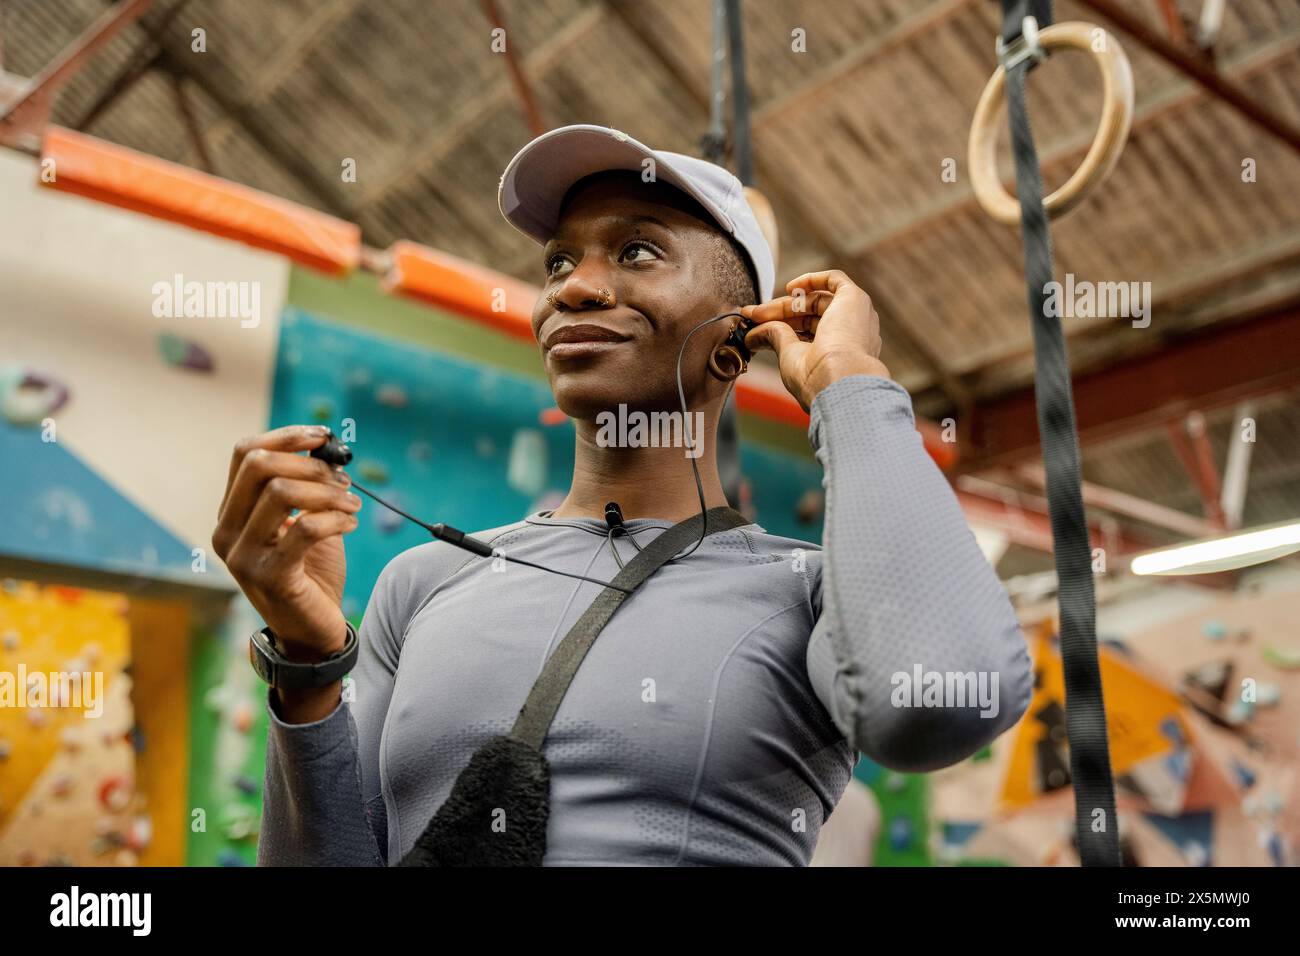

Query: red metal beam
[1010,464,1219,539]
[961,308,1300,473]
[1164,413,1227,529]
[0,0,151,149]
[955,481,1154,558]
[1154,0,1188,46]
[480,0,545,137]
[1076,0,1300,154]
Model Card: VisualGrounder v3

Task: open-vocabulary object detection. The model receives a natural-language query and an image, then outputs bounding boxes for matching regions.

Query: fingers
[238,477,360,551]
[214,449,349,559]
[784,269,863,299]
[221,425,333,517]
[276,510,361,565]
[744,320,801,357]
[742,290,830,321]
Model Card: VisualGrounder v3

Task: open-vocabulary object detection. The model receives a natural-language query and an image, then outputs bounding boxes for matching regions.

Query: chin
[548,367,680,422]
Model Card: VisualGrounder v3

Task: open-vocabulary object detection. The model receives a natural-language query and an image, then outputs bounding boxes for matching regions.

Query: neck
[550,407,731,522]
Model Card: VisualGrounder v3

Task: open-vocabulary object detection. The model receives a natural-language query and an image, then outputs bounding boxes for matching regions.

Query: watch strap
[249,621,359,689]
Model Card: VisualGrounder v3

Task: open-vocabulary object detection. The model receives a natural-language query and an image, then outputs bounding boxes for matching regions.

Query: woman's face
[532,173,740,422]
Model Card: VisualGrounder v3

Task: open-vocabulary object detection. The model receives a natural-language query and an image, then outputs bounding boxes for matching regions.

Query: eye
[618,240,662,265]
[546,254,575,279]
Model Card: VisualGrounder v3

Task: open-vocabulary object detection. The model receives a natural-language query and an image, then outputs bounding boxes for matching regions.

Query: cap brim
[498,125,736,244]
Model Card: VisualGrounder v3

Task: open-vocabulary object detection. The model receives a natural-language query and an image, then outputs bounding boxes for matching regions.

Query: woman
[213,125,1033,866]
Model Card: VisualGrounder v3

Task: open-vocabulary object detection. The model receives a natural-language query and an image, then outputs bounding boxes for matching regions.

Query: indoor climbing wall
[0,582,137,866]
[185,602,270,867]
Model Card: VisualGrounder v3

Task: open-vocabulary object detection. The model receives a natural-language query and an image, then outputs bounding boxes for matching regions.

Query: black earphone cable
[671,311,747,562]
[349,479,634,593]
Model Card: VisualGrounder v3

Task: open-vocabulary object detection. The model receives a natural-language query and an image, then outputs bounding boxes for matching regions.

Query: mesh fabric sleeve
[805,374,1034,772]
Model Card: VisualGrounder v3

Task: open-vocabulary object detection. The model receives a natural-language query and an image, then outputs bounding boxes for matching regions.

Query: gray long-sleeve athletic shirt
[257,375,1033,866]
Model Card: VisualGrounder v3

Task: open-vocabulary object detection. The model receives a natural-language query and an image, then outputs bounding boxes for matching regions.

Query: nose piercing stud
[595,287,614,306]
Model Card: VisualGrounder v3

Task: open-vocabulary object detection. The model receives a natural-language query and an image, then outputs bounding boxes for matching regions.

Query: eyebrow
[547,213,677,252]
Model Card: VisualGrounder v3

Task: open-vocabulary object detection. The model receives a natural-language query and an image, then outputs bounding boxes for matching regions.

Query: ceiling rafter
[88,0,355,219]
[200,0,367,147]
[354,5,606,209]
[750,0,977,130]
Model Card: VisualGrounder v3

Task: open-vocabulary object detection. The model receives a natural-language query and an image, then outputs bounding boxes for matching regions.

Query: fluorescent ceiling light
[1130,519,1300,576]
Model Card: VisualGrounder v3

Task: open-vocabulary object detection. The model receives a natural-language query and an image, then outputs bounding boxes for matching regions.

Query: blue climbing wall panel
[0,416,194,582]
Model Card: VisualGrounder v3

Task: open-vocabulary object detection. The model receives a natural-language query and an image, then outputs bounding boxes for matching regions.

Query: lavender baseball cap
[498,124,775,302]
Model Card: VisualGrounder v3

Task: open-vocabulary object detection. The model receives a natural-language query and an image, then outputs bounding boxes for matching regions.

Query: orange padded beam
[40,126,360,275]
[383,240,540,341]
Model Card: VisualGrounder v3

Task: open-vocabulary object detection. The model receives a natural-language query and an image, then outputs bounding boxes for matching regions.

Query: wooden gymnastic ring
[968,21,1134,226]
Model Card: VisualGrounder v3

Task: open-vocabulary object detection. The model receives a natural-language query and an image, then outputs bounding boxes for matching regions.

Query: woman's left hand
[741,270,890,413]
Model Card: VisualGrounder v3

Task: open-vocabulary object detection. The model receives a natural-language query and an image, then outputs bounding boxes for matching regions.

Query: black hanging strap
[998,0,1121,867]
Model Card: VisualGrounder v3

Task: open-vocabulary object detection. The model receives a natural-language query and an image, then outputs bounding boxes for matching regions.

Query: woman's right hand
[212,424,362,662]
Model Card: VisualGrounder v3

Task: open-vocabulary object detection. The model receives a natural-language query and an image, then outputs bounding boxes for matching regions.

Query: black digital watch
[248,622,359,690]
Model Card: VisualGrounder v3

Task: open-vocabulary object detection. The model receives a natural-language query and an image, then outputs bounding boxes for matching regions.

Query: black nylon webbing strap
[510,506,750,750]
[1000,0,1121,867]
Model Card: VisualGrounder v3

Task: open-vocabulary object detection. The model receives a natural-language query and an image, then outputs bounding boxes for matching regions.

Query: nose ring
[595,287,614,306]
[545,290,560,309]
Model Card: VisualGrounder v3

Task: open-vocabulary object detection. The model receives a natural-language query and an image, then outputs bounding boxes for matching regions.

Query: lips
[543,323,632,351]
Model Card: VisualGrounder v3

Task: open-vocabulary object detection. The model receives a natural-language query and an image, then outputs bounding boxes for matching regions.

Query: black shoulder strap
[510,506,749,749]
[999,0,1120,867]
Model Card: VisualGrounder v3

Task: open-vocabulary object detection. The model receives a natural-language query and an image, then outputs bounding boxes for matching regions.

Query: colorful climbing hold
[1232,760,1257,790]
[217,849,247,867]
[1225,698,1254,726]
[1183,840,1208,867]
[98,776,131,812]
[888,815,914,851]
[1262,643,1300,670]
[127,816,152,851]
[1,629,17,652]
[1201,619,1227,641]
[157,332,215,372]
[0,365,70,425]
[233,774,258,797]
[356,459,389,484]
[376,384,409,408]
[375,492,403,534]
[1265,830,1285,865]
[539,406,568,426]
[506,429,547,497]
[795,488,825,524]
[309,397,334,421]
[232,699,254,734]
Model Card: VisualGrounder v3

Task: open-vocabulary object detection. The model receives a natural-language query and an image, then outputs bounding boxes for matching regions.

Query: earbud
[726,317,758,363]
[310,431,353,467]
